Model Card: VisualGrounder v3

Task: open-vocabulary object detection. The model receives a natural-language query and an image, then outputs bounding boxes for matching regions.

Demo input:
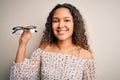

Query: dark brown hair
[40,3,90,51]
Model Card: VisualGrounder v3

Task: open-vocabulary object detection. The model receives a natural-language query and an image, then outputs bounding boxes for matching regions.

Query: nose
[58,21,64,28]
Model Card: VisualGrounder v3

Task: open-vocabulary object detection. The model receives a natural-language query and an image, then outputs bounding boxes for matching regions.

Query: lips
[57,30,67,35]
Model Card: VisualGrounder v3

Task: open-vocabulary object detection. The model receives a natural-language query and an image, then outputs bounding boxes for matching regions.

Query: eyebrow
[52,17,71,19]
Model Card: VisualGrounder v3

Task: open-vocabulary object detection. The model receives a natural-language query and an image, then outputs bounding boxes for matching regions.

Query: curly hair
[40,3,90,51]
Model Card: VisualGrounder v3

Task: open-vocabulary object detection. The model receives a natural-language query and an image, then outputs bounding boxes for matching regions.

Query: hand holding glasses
[12,25,37,35]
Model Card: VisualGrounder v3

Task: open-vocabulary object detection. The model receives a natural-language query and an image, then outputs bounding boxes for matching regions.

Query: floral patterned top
[10,48,96,80]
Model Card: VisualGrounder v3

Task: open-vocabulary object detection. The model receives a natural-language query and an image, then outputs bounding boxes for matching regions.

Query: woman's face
[52,8,74,42]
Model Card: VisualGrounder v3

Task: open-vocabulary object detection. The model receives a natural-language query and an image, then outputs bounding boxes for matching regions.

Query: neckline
[38,48,94,61]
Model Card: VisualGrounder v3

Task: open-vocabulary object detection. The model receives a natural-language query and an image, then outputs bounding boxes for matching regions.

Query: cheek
[52,24,57,33]
[71,23,74,32]
[71,27,74,35]
[68,24,74,32]
[70,26,74,36]
[52,22,58,29]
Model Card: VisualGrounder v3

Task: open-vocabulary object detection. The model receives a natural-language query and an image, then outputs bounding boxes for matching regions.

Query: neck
[56,40,75,50]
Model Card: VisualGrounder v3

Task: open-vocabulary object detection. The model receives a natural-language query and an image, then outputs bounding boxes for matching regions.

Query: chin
[57,36,71,41]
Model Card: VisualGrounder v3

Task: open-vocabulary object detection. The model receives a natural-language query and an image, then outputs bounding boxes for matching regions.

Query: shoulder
[79,48,94,59]
[39,43,52,51]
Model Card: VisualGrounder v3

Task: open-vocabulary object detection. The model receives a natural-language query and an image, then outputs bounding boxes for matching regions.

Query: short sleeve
[10,48,41,80]
[82,59,96,80]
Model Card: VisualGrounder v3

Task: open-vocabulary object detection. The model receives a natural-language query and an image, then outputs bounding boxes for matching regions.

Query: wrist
[19,42,27,48]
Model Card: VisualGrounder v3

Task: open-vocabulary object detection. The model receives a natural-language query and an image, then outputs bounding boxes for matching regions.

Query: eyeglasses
[12,25,37,35]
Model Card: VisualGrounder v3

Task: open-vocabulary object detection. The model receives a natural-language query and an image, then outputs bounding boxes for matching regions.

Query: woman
[10,3,96,80]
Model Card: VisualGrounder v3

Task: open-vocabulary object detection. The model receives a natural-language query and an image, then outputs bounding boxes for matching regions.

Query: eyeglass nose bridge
[12,25,37,34]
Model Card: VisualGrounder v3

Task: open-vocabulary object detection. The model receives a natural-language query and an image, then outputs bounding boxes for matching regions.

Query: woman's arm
[79,49,96,80]
[10,49,41,80]
[10,30,41,80]
[82,59,96,80]
[15,30,32,63]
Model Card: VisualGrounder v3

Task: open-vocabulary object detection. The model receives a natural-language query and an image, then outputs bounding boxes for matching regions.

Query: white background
[0,0,120,80]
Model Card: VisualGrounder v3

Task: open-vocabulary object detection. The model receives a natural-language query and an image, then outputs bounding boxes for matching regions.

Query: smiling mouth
[57,30,68,35]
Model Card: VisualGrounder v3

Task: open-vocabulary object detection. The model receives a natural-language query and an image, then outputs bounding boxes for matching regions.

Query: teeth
[58,30,66,34]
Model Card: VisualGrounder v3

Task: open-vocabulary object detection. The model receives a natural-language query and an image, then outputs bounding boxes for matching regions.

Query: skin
[15,30,32,63]
[52,8,74,42]
[51,8,76,53]
[15,8,93,63]
[41,8,93,59]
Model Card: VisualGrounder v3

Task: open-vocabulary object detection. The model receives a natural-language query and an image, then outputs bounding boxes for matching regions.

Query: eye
[52,19,59,23]
[64,19,71,22]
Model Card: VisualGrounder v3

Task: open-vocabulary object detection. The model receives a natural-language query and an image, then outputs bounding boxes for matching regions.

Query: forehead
[53,7,72,18]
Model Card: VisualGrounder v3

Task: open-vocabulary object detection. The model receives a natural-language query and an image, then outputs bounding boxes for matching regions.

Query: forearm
[14,30,32,63]
[15,43,27,63]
